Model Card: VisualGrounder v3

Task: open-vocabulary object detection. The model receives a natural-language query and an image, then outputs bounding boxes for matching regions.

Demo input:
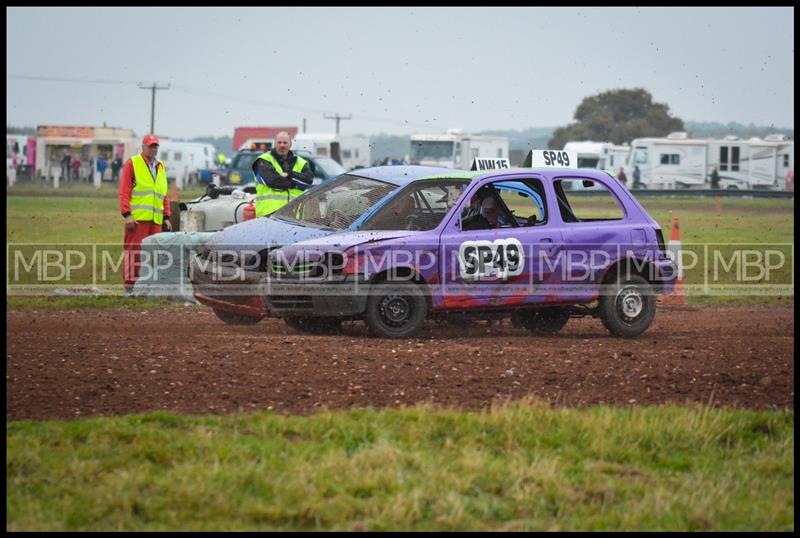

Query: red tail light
[243,202,256,221]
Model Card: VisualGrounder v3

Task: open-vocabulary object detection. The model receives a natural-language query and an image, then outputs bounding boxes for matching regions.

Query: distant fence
[579,189,794,199]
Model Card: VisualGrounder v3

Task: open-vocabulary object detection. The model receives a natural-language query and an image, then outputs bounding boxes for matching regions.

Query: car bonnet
[204,214,332,251]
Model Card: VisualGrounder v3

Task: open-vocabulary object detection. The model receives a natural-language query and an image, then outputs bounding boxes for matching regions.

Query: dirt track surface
[6,304,794,421]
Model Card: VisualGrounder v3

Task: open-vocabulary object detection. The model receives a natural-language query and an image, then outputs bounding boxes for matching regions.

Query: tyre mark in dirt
[6,305,794,421]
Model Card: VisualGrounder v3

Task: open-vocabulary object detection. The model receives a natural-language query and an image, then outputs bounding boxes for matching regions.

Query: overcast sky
[6,6,795,139]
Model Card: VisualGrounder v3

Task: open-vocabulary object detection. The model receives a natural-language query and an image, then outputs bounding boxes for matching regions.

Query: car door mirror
[582,180,595,188]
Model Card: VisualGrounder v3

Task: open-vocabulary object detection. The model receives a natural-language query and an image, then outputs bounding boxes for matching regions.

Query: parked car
[224,147,346,187]
[177,184,257,233]
[189,165,455,325]
[264,152,678,338]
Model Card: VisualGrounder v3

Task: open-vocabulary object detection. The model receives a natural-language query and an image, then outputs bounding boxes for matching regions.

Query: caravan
[292,133,371,171]
[563,141,630,174]
[158,140,218,187]
[7,134,36,183]
[562,141,630,190]
[624,132,794,190]
[410,129,509,169]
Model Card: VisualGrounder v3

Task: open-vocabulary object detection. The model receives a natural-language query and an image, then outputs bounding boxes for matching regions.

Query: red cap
[142,134,160,146]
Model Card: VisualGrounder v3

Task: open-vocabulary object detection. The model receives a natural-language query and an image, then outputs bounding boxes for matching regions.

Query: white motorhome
[563,141,630,174]
[157,140,218,187]
[410,128,509,170]
[292,133,370,171]
[624,132,794,190]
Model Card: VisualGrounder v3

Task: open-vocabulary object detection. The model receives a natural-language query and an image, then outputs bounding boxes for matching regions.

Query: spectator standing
[96,154,108,181]
[71,156,81,182]
[118,134,172,294]
[111,155,123,182]
[633,165,643,189]
[710,166,720,189]
[251,131,313,217]
[617,168,628,185]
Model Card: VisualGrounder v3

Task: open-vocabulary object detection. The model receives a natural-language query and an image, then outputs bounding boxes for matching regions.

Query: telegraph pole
[138,82,171,134]
[323,112,351,135]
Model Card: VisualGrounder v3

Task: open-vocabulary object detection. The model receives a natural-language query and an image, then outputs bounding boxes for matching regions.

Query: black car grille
[269,295,313,310]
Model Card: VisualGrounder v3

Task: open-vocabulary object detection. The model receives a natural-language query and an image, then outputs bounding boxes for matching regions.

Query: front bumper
[189,253,268,317]
[264,276,369,318]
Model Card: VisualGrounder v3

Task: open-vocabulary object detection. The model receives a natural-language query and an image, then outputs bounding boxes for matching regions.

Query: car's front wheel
[364,282,428,338]
[598,274,656,338]
[213,308,262,325]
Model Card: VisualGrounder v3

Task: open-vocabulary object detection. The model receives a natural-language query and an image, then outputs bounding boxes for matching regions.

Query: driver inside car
[462,193,501,230]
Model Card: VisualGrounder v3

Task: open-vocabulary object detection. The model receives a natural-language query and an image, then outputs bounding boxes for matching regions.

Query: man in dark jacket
[710,166,720,189]
[251,131,314,217]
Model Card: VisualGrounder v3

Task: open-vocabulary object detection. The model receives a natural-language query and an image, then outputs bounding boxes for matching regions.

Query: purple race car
[264,151,678,338]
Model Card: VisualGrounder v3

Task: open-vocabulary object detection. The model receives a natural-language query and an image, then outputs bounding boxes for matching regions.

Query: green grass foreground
[6,403,794,531]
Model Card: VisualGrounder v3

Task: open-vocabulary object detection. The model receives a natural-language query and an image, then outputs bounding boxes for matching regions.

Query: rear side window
[553,178,625,222]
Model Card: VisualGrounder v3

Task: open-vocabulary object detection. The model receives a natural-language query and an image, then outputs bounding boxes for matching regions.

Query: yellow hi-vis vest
[130,155,168,225]
[254,152,308,217]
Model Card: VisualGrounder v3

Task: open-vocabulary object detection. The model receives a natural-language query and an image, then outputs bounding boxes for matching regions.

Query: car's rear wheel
[284,316,342,335]
[598,274,656,338]
[213,308,262,325]
[364,282,428,338]
[515,307,570,335]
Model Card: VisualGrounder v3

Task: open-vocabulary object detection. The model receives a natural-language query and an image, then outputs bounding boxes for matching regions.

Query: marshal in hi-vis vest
[254,152,308,217]
[130,154,168,225]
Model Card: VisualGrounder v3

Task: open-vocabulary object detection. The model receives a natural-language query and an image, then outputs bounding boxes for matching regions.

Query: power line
[8,74,448,132]
[324,112,352,135]
[7,73,138,85]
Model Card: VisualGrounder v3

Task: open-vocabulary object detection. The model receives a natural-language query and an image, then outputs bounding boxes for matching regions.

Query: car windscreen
[360,179,469,231]
[231,151,259,171]
[271,174,398,230]
[311,156,346,177]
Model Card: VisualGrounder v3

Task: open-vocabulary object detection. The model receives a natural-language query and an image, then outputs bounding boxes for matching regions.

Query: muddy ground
[6,304,794,421]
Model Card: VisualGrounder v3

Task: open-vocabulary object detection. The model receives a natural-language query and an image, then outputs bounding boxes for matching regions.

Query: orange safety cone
[662,216,686,305]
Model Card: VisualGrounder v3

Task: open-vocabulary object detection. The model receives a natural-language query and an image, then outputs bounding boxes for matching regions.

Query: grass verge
[6,402,794,531]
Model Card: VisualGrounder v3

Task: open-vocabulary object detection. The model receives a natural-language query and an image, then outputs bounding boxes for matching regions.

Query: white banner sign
[470,158,511,171]
[524,150,578,168]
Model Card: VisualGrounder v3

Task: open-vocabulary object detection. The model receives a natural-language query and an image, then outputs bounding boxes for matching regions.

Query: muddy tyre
[364,282,428,338]
[213,309,262,325]
[599,274,656,338]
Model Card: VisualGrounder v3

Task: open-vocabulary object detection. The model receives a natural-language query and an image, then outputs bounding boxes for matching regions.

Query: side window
[633,147,648,164]
[494,180,547,227]
[731,146,740,171]
[660,153,679,165]
[554,178,625,222]
[459,179,546,231]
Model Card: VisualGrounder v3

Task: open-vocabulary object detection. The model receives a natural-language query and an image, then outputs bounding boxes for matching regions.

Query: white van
[292,133,371,170]
[158,140,218,187]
